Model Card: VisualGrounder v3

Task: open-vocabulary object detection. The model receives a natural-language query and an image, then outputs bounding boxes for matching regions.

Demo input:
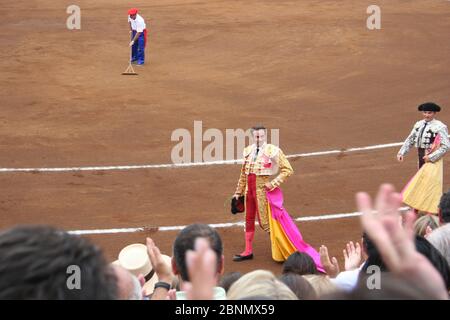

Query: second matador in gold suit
[232,126,293,261]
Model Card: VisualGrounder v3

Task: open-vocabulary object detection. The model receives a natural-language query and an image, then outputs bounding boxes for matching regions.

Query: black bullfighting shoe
[233,253,254,262]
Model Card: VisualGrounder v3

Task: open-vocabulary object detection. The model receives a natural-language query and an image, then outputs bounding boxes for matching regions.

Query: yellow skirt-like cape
[402,159,443,214]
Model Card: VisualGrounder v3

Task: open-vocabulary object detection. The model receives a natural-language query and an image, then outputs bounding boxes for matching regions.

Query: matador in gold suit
[232,130,293,261]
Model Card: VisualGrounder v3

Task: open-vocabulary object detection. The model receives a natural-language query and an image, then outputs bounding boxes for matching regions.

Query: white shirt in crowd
[176,287,227,300]
[330,263,365,292]
[128,14,146,32]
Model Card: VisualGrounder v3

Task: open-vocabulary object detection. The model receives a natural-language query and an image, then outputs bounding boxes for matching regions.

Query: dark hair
[362,234,450,290]
[0,225,117,299]
[361,233,388,273]
[279,273,317,300]
[251,125,266,132]
[173,224,223,281]
[362,232,374,253]
[219,272,242,293]
[282,252,319,275]
[414,235,450,290]
[439,190,450,223]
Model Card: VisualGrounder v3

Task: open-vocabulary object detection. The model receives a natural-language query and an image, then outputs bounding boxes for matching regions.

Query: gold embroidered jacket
[235,143,294,195]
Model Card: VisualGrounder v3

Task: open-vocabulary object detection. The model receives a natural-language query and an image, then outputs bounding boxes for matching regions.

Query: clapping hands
[319,245,340,278]
[357,183,448,299]
[343,241,362,271]
[320,240,363,279]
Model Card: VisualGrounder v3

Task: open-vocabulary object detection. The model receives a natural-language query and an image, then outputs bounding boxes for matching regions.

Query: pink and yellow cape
[266,187,325,273]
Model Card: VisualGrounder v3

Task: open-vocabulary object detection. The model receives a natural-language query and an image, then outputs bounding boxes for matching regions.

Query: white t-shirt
[330,269,360,292]
[128,14,146,32]
[330,263,365,292]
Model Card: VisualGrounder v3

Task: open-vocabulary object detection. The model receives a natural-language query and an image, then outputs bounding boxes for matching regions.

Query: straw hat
[118,244,152,277]
[114,243,174,296]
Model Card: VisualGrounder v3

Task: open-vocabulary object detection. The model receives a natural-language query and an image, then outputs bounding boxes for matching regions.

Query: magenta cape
[266,187,325,273]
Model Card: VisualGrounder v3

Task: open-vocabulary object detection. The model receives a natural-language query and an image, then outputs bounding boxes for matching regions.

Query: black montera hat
[231,196,245,215]
[418,102,441,112]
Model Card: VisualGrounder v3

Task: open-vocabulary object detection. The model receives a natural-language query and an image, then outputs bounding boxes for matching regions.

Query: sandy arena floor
[0,0,450,275]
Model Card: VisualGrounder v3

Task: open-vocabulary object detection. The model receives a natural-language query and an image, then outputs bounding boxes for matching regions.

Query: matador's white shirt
[398,119,449,162]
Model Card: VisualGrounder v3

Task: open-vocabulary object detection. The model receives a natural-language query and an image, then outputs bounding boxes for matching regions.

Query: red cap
[128,8,138,15]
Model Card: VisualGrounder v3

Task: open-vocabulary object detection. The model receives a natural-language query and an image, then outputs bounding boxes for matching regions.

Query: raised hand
[357,183,448,300]
[319,245,340,278]
[343,241,362,271]
[182,238,217,300]
[146,237,174,300]
[146,237,173,284]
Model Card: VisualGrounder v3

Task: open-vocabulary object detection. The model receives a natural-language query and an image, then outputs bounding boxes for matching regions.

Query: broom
[122,44,138,76]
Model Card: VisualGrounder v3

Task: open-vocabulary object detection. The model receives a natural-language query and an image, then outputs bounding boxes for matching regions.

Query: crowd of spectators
[0,184,449,299]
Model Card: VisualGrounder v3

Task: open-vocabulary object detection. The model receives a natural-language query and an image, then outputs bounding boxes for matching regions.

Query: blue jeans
[131,30,145,64]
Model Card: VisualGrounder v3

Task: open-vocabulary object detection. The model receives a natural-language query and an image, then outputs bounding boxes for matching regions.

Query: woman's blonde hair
[227,270,297,300]
[302,275,338,297]
[413,214,439,237]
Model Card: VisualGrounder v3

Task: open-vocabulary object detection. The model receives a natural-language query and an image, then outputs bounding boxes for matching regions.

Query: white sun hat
[118,243,152,277]
[115,243,175,296]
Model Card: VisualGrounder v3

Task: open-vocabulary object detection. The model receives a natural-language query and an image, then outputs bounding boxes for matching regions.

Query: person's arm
[343,241,362,271]
[269,149,293,189]
[183,238,217,300]
[427,127,450,162]
[234,162,247,198]
[319,245,340,278]
[397,125,417,160]
[129,31,142,46]
[130,18,145,46]
[146,238,174,300]
[357,184,448,300]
